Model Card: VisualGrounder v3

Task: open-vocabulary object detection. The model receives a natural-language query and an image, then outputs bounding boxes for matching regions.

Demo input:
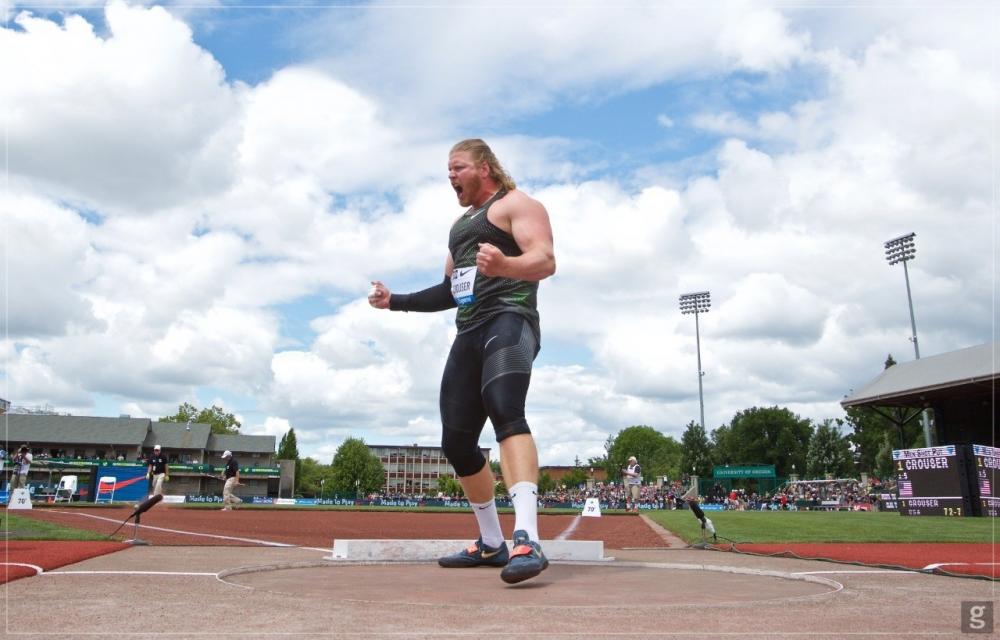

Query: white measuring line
[555,515,581,541]
[45,509,328,552]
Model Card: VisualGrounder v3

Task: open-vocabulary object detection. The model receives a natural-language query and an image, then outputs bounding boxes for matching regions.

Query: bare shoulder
[496,189,548,218]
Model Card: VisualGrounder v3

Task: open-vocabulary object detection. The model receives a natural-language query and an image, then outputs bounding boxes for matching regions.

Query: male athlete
[369,139,556,584]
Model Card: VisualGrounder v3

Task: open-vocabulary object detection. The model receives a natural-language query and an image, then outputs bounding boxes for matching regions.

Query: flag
[899,480,913,497]
[980,477,992,497]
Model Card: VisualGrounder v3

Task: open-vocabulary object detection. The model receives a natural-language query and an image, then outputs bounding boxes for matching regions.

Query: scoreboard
[971,444,999,517]
[893,445,971,516]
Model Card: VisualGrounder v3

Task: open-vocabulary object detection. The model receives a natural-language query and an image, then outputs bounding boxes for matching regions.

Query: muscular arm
[477,192,556,281]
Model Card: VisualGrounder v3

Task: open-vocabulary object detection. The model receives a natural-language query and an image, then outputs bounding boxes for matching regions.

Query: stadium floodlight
[679,291,711,430]
[883,232,932,446]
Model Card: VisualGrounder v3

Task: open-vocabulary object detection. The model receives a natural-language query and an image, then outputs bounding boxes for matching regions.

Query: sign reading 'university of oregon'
[712,465,776,479]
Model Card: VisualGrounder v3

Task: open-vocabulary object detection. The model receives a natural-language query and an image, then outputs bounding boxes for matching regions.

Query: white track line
[1,562,44,575]
[47,509,298,548]
[922,562,1000,570]
[555,515,581,541]
[793,570,917,575]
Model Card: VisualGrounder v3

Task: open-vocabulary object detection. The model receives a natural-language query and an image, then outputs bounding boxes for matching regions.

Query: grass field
[647,509,999,544]
[1,511,109,541]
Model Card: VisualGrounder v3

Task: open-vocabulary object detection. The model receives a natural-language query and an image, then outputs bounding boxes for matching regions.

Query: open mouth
[453,184,464,197]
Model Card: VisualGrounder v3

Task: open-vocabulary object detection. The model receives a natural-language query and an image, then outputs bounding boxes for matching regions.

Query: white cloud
[3,192,101,338]
[3,1,240,212]
[306,3,809,127]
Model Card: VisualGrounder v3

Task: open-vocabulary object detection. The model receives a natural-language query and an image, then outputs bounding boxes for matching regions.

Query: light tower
[679,291,711,430]
[884,232,933,446]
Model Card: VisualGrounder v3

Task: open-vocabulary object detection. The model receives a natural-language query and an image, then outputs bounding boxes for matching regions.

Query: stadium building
[2,414,278,500]
[368,443,491,494]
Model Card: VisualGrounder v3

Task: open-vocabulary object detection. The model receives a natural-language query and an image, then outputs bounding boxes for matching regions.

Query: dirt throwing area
[2,507,997,638]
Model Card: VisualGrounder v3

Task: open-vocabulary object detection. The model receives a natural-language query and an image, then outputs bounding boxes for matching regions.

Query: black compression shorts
[438,313,540,476]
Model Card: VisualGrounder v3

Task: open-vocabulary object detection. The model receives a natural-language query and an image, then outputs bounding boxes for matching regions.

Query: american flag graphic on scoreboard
[980,477,992,496]
[899,480,913,497]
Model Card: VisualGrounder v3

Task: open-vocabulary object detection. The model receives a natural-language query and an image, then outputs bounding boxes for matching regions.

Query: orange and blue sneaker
[438,537,509,568]
[500,530,549,584]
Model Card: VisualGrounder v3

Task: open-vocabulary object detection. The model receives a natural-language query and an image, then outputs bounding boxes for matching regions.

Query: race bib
[451,266,476,305]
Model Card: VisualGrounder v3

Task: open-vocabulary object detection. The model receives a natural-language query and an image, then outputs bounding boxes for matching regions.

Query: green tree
[277,428,300,459]
[296,457,335,497]
[606,425,682,483]
[680,420,714,477]
[160,402,240,435]
[437,475,463,497]
[561,466,589,488]
[330,437,384,496]
[712,406,812,477]
[586,455,607,477]
[843,405,924,475]
[873,431,897,480]
[538,471,556,494]
[806,419,855,478]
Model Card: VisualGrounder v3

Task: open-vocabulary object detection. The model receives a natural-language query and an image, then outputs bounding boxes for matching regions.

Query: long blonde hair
[450,139,516,191]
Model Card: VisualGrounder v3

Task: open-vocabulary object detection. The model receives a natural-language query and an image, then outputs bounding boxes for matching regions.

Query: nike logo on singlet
[484,335,499,349]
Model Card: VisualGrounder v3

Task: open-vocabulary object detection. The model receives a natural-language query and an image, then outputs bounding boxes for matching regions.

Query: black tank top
[448,189,540,337]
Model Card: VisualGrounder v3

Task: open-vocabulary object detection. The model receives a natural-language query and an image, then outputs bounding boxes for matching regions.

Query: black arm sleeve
[389,276,457,312]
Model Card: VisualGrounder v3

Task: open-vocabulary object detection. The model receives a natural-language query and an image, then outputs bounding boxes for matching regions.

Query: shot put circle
[218,560,841,607]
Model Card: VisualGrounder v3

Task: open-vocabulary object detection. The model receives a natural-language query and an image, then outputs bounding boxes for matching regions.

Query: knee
[482,385,532,441]
[441,429,487,477]
[494,417,531,442]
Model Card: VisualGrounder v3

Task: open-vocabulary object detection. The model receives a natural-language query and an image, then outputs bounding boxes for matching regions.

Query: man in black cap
[220,450,242,511]
[147,445,169,497]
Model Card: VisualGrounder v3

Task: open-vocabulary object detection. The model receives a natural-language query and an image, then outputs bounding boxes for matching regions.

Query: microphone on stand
[108,493,163,543]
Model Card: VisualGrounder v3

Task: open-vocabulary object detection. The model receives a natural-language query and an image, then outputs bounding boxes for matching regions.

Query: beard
[455,175,482,207]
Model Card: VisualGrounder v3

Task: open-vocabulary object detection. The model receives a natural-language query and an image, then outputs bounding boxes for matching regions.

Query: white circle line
[42,571,217,576]
[1,562,44,575]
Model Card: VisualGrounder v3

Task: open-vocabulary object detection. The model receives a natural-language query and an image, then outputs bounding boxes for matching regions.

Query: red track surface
[16,506,666,548]
[725,542,999,578]
[1,541,126,583]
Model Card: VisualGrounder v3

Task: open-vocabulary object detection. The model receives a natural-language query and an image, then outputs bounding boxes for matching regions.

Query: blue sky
[2,1,995,464]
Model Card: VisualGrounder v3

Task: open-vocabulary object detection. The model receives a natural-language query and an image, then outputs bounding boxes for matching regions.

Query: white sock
[509,481,539,542]
[471,499,504,548]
